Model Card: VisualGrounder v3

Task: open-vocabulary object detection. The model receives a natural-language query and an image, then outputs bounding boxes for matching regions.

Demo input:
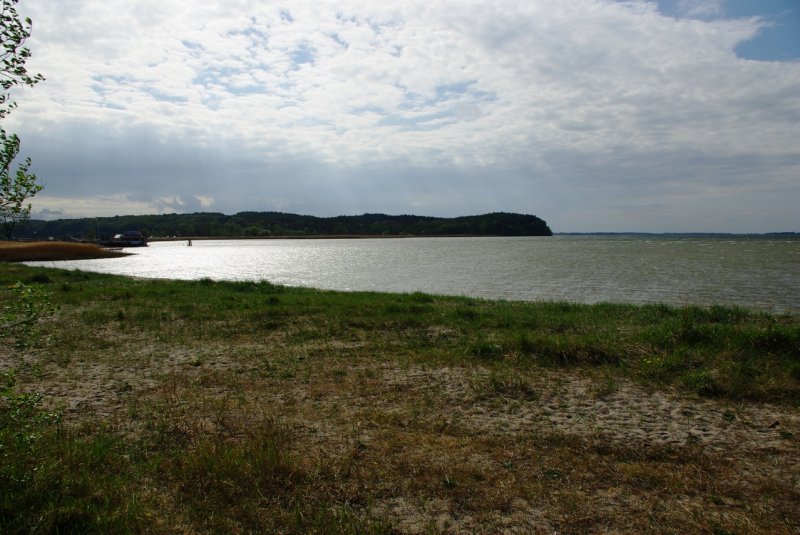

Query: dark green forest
[22,211,552,239]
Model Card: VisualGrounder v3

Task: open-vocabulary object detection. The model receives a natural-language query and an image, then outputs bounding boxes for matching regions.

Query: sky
[5,0,800,232]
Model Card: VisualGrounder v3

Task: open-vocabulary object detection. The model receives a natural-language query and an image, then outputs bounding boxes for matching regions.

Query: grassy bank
[0,241,127,262]
[1,263,798,533]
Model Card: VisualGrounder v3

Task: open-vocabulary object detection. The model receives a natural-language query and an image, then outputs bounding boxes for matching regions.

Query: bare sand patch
[6,340,798,533]
[0,241,127,261]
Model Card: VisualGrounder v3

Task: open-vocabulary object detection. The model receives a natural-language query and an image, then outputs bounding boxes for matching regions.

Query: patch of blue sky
[200,93,221,111]
[290,44,316,68]
[225,84,267,96]
[733,6,799,61]
[90,74,136,99]
[143,87,188,104]
[181,40,204,52]
[327,32,349,49]
[366,17,401,35]
[194,67,251,88]
[90,83,111,97]
[377,110,455,131]
[656,0,800,61]
[335,12,359,26]
[192,67,267,98]
[193,69,223,89]
[400,81,495,112]
[280,9,294,23]
[435,81,476,99]
[284,116,341,131]
[227,25,270,47]
[350,105,386,115]
[100,102,126,111]
[92,74,134,86]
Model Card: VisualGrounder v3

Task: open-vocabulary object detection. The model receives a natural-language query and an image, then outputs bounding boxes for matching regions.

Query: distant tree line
[23,211,553,240]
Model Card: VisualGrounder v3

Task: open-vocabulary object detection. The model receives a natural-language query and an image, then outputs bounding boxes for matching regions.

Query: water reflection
[26,236,800,312]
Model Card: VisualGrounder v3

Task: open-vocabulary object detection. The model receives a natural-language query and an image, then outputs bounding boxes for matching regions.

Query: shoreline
[149,233,519,241]
[8,239,798,315]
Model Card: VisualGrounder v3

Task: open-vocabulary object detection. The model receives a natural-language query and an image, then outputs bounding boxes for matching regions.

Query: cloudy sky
[6,0,800,232]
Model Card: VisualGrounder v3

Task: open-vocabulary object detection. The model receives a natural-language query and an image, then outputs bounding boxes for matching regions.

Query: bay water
[26,235,800,313]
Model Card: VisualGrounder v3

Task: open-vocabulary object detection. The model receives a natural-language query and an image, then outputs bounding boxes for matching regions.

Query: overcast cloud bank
[7,0,800,232]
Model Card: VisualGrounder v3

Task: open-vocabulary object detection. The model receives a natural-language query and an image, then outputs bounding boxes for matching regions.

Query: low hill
[23,211,553,239]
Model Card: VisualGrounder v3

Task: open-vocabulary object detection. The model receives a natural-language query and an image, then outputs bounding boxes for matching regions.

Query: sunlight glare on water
[26,235,800,312]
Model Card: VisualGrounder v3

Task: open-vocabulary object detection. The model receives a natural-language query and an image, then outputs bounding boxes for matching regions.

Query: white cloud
[31,194,167,220]
[675,0,724,19]
[7,0,800,231]
[195,196,215,209]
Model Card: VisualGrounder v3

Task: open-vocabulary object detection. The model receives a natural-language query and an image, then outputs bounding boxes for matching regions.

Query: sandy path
[4,347,798,533]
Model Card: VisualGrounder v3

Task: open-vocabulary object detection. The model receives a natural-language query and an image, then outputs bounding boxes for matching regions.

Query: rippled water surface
[27,235,800,312]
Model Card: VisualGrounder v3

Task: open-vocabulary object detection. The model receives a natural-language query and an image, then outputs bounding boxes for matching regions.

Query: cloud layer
[6,0,800,231]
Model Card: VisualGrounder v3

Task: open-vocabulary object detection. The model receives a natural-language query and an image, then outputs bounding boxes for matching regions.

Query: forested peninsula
[25,211,552,240]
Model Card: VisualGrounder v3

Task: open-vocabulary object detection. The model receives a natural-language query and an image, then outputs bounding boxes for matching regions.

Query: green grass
[0,382,390,533]
[15,267,793,401]
[1,262,799,533]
